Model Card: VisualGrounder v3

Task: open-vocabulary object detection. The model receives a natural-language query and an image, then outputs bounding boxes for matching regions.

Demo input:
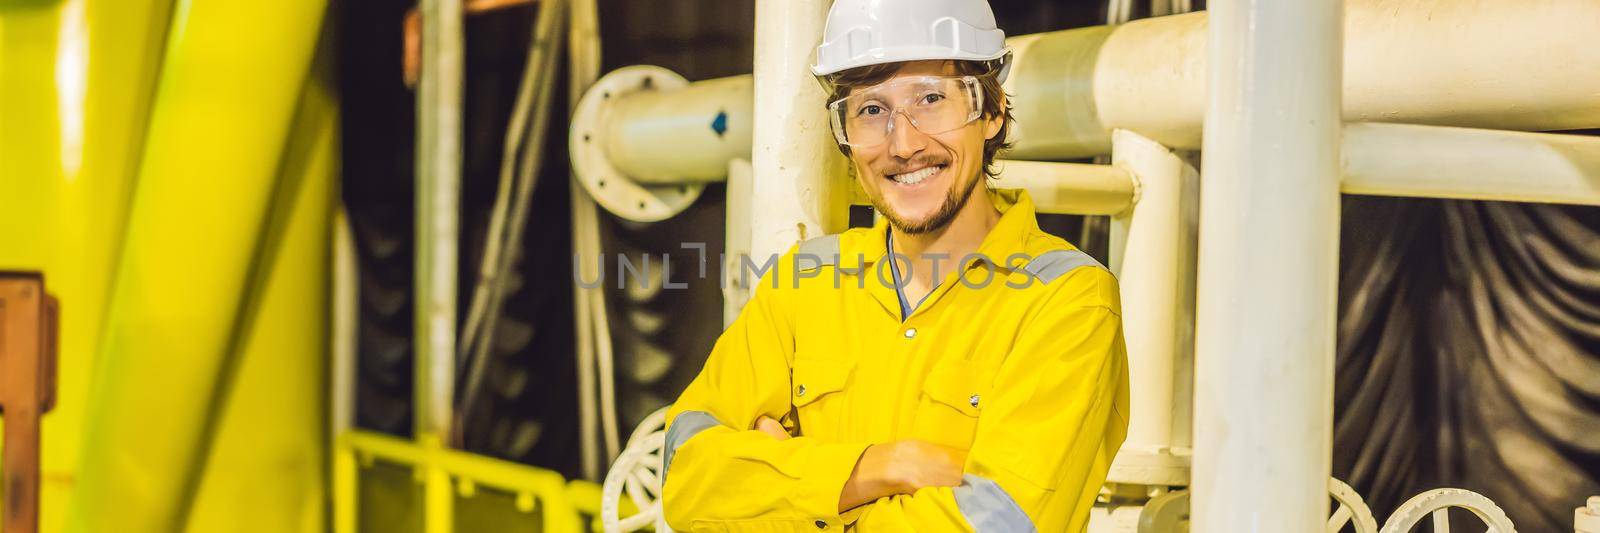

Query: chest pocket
[790,357,855,440]
[913,358,998,449]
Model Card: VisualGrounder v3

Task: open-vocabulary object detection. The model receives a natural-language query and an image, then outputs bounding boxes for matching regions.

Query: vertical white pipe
[1105,129,1197,487]
[331,209,358,533]
[332,210,358,435]
[749,0,850,264]
[1193,0,1342,530]
[723,158,755,325]
[415,0,461,442]
[415,0,462,529]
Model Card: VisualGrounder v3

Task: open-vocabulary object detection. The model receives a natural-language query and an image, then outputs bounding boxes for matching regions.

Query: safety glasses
[827,75,983,148]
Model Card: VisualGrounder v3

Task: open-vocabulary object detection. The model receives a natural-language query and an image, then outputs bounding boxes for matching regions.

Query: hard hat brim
[811,46,1012,84]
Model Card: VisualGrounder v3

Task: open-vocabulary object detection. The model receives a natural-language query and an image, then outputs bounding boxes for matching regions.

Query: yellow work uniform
[662,189,1130,532]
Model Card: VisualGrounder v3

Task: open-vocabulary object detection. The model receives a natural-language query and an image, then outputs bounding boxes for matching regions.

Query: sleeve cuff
[787,440,871,527]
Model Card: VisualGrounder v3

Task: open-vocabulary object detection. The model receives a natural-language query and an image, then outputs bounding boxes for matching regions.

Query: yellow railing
[334,430,635,533]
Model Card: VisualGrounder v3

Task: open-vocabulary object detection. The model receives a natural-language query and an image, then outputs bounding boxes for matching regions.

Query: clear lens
[828,76,982,148]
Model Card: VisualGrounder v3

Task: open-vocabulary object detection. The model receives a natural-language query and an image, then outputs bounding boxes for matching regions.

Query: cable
[453,0,566,445]
[568,0,608,481]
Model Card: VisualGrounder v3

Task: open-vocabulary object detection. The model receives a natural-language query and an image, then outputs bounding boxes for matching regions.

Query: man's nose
[886,111,926,160]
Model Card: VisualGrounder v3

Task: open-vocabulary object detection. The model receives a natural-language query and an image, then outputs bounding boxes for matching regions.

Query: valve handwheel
[1379,488,1517,533]
[602,407,671,533]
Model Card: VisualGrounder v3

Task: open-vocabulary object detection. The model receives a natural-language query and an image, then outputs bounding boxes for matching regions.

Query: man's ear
[983,115,1004,141]
[982,94,1007,141]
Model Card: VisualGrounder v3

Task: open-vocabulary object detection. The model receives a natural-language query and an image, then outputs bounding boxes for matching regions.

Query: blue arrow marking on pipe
[712,110,728,138]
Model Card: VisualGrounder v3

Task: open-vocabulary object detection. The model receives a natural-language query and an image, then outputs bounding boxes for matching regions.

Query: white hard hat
[812,0,1011,83]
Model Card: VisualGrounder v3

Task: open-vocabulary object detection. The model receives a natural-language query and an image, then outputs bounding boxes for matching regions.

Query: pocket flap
[791,358,855,408]
[922,359,994,417]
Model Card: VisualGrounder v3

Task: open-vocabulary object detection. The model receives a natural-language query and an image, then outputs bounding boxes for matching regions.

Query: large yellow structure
[1,0,333,530]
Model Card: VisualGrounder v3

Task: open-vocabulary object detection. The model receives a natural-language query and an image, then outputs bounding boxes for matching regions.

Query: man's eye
[858,104,886,116]
[921,93,946,105]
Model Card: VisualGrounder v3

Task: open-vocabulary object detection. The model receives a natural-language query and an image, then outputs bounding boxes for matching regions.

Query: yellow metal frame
[333,429,624,533]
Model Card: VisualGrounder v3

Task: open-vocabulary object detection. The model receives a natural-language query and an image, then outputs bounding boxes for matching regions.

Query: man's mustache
[877,156,951,175]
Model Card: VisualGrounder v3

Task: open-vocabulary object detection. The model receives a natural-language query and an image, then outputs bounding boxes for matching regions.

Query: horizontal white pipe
[576,0,1600,189]
[990,160,1135,216]
[1006,0,1600,159]
[1343,123,1600,206]
[576,0,1600,217]
[607,76,754,184]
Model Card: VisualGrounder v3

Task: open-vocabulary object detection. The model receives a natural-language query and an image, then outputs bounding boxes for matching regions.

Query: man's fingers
[755,416,791,440]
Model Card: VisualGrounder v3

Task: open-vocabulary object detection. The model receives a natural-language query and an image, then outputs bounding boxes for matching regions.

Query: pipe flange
[570,65,701,222]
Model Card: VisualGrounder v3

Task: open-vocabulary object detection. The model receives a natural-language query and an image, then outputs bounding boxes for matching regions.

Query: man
[661,0,1129,531]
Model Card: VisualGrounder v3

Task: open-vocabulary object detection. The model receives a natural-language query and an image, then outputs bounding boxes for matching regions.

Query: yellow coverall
[662,189,1130,532]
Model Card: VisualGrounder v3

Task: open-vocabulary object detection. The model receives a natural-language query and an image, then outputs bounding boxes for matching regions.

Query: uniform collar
[838,187,1039,274]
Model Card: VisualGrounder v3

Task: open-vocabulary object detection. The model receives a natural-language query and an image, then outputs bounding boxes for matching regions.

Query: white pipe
[331,208,358,436]
[723,158,755,326]
[1104,129,1196,487]
[749,0,850,262]
[414,0,462,441]
[1193,0,1342,530]
[1005,0,1600,159]
[579,0,1600,212]
[608,76,754,184]
[1343,123,1600,206]
[990,160,1135,216]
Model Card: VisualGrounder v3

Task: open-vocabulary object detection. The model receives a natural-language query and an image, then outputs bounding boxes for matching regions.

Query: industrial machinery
[2,0,1597,531]
[561,1,1600,531]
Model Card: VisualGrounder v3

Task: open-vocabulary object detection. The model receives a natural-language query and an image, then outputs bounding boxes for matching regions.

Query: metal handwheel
[1378,488,1517,533]
[602,408,671,533]
[1328,477,1380,533]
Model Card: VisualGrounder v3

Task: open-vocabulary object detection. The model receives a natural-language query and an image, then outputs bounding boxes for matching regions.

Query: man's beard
[872,169,984,235]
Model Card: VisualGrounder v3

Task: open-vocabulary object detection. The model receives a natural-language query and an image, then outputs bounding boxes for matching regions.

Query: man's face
[842,61,1004,234]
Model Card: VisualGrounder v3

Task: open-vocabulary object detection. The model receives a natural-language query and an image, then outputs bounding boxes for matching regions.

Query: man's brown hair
[822,59,1015,178]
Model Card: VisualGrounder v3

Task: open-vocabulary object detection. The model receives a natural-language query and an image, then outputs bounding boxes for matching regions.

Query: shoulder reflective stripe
[1021,249,1105,285]
[661,411,721,489]
[953,474,1038,533]
[796,234,841,268]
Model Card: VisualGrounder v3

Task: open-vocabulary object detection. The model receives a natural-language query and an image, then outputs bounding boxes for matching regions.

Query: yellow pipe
[180,44,337,533]
[64,0,329,529]
[0,0,174,530]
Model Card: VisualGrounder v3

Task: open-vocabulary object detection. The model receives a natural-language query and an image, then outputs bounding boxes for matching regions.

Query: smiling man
[660,1,1129,531]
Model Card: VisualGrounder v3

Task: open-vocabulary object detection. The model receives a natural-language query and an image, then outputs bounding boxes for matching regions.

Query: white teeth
[891,165,942,185]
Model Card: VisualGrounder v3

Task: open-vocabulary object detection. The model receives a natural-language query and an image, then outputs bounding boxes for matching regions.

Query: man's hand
[753,416,965,512]
[754,415,790,440]
[839,440,966,512]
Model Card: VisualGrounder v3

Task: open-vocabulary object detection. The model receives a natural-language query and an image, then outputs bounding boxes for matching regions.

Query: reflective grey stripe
[662,411,721,490]
[1021,249,1105,285]
[953,474,1037,532]
[796,234,841,268]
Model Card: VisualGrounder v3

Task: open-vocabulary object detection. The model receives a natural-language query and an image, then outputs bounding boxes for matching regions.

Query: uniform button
[969,394,981,408]
[903,328,918,339]
[795,384,807,397]
[815,519,829,530]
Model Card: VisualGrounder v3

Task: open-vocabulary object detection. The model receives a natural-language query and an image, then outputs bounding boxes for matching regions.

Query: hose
[568,0,610,481]
[454,0,566,444]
